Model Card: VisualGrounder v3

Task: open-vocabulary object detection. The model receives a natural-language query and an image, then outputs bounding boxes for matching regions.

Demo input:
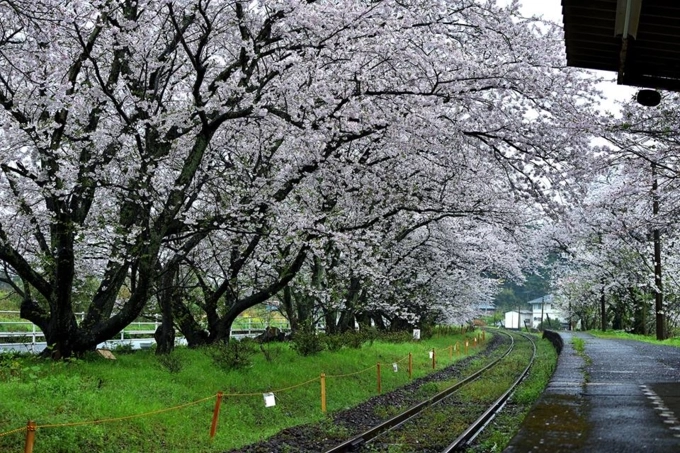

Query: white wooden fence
[0,311,290,353]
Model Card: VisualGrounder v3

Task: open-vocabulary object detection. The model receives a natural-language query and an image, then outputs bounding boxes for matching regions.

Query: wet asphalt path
[505,332,680,453]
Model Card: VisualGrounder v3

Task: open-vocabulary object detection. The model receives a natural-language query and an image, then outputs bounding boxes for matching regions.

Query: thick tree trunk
[324,310,339,335]
[171,294,210,347]
[630,287,646,335]
[155,265,178,355]
[371,314,386,330]
[42,314,80,359]
[281,286,299,332]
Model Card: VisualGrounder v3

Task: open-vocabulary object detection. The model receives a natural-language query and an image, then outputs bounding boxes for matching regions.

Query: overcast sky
[517,0,637,112]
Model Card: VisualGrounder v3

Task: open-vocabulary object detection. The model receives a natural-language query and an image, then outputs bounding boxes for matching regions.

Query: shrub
[343,330,364,349]
[258,342,282,362]
[113,342,135,355]
[419,324,434,340]
[380,330,413,343]
[156,352,183,373]
[0,352,24,382]
[205,338,256,371]
[361,327,379,346]
[291,324,324,356]
[538,318,563,330]
[323,333,345,352]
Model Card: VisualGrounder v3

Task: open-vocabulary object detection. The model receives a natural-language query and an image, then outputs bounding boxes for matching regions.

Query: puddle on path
[504,394,590,452]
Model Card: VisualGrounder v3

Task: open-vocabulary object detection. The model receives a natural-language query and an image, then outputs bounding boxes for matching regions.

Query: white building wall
[529,300,567,328]
[504,311,533,329]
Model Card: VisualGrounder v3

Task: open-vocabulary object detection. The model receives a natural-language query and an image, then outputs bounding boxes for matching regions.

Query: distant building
[503,295,569,330]
[476,302,495,315]
[504,310,533,330]
[527,295,568,329]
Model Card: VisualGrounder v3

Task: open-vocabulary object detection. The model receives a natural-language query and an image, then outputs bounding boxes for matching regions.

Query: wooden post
[465,340,469,355]
[24,420,36,453]
[408,353,412,380]
[482,330,486,342]
[377,363,382,394]
[449,345,453,360]
[456,342,460,356]
[209,392,223,439]
[432,348,436,369]
[321,373,327,413]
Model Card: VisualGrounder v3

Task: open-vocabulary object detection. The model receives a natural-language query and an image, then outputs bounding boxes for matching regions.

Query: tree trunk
[281,285,299,332]
[600,281,606,332]
[155,265,178,355]
[652,163,666,340]
[630,287,646,335]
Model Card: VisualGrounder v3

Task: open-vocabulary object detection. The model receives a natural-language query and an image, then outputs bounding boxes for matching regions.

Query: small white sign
[263,392,276,408]
[393,363,398,372]
[429,351,433,359]
[413,329,421,340]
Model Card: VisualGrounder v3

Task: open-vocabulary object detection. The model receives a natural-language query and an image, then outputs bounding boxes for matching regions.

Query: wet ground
[505,332,680,453]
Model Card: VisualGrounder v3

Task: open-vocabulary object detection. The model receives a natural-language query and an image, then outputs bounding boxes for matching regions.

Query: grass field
[0,330,483,453]
[587,329,680,347]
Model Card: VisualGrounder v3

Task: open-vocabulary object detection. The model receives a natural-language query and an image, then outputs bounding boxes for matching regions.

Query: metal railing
[0,311,291,353]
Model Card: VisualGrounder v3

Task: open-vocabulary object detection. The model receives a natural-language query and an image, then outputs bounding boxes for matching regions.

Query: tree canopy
[0,0,615,357]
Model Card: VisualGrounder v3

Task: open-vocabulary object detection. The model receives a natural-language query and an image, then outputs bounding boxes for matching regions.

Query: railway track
[324,330,537,453]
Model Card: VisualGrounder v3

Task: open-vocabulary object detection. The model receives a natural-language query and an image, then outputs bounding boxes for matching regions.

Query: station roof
[562,0,680,91]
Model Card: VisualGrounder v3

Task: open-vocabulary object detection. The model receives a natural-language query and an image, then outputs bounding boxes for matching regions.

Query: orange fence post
[24,420,36,453]
[321,373,327,413]
[408,353,413,380]
[432,348,436,369]
[209,392,223,439]
[377,363,382,394]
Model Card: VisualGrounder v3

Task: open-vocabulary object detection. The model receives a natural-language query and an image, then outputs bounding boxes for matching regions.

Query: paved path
[505,332,680,453]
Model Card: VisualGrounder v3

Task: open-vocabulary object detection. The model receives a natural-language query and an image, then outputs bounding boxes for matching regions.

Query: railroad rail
[324,330,537,453]
[442,331,537,452]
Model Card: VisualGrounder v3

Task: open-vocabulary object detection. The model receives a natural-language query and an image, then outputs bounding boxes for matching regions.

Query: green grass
[588,330,680,347]
[571,337,592,383]
[572,336,586,354]
[0,331,479,453]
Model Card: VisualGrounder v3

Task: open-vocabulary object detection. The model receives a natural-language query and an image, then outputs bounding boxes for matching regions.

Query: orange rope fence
[36,395,215,430]
[218,377,320,397]
[325,364,376,379]
[0,426,26,438]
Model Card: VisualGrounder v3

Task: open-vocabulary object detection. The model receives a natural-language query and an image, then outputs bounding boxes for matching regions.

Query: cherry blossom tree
[549,158,680,336]
[0,0,603,357]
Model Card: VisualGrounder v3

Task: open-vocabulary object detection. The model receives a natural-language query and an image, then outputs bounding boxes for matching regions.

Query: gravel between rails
[226,334,509,453]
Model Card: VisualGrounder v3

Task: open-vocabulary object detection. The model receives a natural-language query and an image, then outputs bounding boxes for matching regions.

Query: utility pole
[540,296,545,331]
[652,163,665,340]
[598,232,606,332]
[568,300,572,331]
[600,281,606,332]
